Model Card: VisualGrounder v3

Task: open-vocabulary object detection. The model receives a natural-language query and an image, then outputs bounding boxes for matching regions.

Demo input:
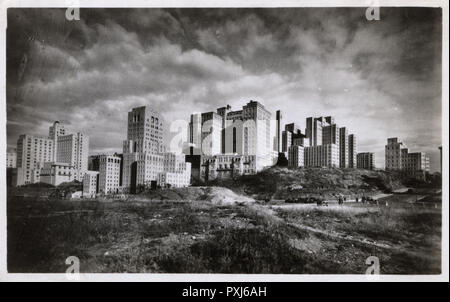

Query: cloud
[6,8,442,172]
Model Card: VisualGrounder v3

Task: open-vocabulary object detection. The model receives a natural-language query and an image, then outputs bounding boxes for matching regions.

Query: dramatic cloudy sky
[6,7,442,171]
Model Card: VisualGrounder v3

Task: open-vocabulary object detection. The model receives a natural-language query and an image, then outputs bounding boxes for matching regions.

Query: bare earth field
[7,189,441,274]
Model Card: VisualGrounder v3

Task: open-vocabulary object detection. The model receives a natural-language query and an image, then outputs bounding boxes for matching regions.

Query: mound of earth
[212,166,406,200]
[131,186,254,204]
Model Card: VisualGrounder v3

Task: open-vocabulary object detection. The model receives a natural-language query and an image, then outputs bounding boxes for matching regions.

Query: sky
[6,7,443,172]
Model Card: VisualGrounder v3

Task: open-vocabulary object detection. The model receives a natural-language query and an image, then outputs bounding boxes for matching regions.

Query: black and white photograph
[0,0,448,282]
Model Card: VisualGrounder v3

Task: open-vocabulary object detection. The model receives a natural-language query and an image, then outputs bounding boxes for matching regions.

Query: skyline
[6,8,443,172]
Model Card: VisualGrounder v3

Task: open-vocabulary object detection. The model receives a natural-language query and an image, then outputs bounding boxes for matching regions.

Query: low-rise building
[200,154,257,181]
[40,162,75,186]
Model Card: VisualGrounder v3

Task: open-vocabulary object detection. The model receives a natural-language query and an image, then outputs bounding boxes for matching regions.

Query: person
[338,195,343,205]
[356,196,359,203]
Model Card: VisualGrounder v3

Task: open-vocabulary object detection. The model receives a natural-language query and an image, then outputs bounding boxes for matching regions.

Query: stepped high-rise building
[304,115,355,168]
[385,137,430,180]
[385,138,407,171]
[48,121,66,162]
[187,100,276,172]
[122,106,165,190]
[306,117,325,147]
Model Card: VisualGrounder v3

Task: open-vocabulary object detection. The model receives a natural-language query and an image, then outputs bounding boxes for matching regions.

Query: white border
[0,0,448,282]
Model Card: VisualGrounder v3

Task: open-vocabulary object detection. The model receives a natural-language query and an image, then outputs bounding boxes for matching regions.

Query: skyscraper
[348,134,357,168]
[306,117,325,147]
[48,121,66,162]
[188,100,275,172]
[56,132,89,180]
[187,113,202,155]
[276,110,282,153]
[122,106,165,190]
[339,127,348,168]
[385,137,407,170]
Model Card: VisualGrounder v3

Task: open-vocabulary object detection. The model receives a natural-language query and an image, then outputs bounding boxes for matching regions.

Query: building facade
[15,134,54,185]
[122,106,165,190]
[288,145,304,168]
[385,138,430,179]
[200,154,257,181]
[357,152,375,170]
[56,132,89,181]
[339,127,348,168]
[6,151,16,168]
[48,121,66,161]
[385,138,407,170]
[40,162,75,186]
[83,171,99,198]
[98,155,121,194]
[187,100,276,173]
[348,134,357,168]
[304,144,339,167]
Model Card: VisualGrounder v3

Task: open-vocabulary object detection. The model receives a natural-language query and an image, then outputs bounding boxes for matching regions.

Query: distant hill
[210,167,407,200]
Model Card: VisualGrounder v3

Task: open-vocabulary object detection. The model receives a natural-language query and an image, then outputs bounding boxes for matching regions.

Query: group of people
[337,195,371,205]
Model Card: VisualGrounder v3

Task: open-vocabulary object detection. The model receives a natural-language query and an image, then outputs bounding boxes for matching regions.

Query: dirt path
[286,222,392,249]
[259,204,438,262]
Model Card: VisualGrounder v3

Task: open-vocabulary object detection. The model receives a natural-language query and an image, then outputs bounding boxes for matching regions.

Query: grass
[7,193,441,274]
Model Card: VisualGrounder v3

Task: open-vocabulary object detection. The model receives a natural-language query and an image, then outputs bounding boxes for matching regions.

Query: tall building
[15,134,54,185]
[200,111,223,156]
[323,124,340,145]
[385,137,430,180]
[357,152,375,170]
[288,145,304,168]
[98,154,121,194]
[56,132,89,180]
[48,121,66,162]
[122,106,165,189]
[187,113,202,155]
[188,100,275,172]
[281,130,292,153]
[282,122,306,166]
[275,110,282,153]
[385,138,407,171]
[348,134,357,168]
[304,144,339,167]
[306,117,325,147]
[338,127,348,168]
[83,171,99,198]
[6,151,16,168]
[158,152,191,187]
[405,152,430,180]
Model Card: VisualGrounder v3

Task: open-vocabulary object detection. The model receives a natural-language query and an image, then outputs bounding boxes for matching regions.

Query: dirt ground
[7,190,441,274]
